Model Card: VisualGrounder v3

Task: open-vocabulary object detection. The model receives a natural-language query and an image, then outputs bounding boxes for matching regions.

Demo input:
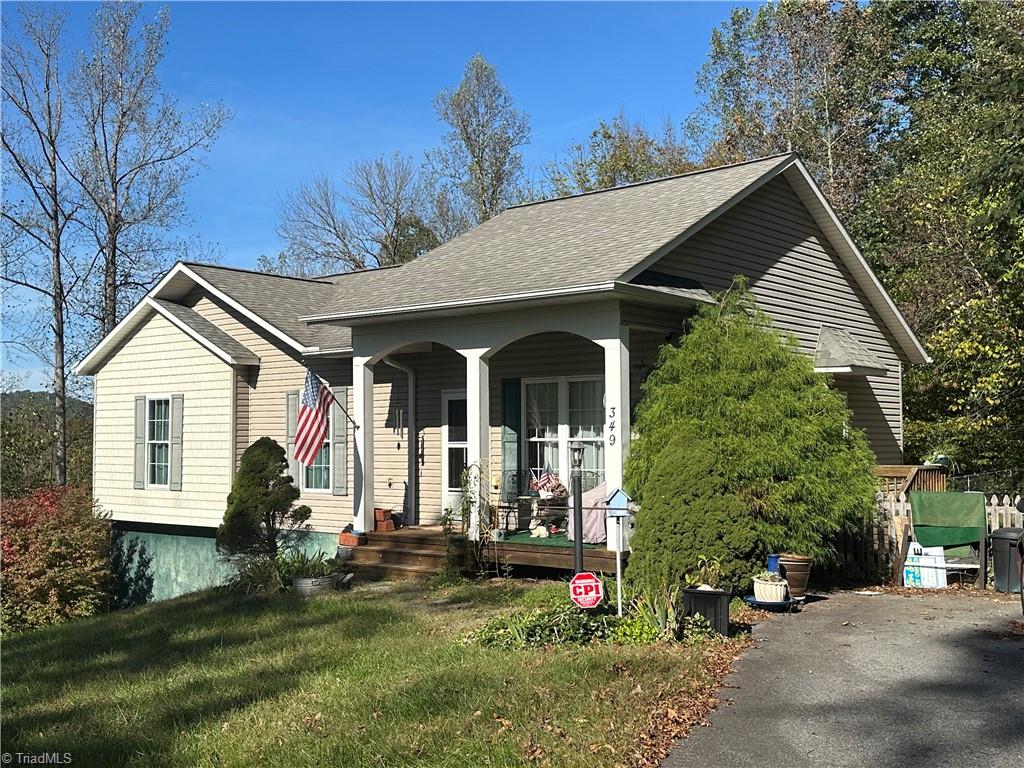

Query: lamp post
[570,442,584,574]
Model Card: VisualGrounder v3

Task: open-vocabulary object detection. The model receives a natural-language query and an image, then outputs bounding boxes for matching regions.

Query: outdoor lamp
[570,443,584,469]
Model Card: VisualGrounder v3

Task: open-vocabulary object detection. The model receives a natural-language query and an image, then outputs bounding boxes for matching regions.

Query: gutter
[381,356,417,525]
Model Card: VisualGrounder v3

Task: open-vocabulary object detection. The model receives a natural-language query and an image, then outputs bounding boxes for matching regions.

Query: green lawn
[1,579,745,768]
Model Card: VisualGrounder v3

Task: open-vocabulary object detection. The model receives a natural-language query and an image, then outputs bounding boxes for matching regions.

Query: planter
[292,573,340,597]
[778,553,812,598]
[752,577,788,603]
[681,586,730,637]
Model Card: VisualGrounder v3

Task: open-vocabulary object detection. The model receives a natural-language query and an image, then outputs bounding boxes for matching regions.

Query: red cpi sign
[569,572,604,609]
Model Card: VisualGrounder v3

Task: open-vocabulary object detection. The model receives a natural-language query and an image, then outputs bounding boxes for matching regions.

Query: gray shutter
[332,386,348,495]
[169,394,184,491]
[133,396,146,489]
[285,390,299,483]
[500,378,521,500]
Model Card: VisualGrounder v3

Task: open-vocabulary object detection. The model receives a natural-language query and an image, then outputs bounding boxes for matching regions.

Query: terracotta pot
[778,554,812,597]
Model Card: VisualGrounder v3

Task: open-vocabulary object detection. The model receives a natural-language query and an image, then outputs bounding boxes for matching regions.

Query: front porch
[339,298,695,550]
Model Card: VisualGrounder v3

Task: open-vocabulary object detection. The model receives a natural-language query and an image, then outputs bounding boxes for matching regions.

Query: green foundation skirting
[115,523,339,602]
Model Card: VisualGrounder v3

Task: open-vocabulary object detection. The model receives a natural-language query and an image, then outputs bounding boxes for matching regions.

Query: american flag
[294,369,336,466]
[530,466,560,492]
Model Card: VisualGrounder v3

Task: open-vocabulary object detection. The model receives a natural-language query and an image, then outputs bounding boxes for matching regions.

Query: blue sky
[4,1,752,386]
[15,1,750,268]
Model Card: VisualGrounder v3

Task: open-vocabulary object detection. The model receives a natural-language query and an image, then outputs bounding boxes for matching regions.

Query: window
[525,381,560,478]
[147,398,170,487]
[445,395,468,491]
[523,378,605,486]
[569,380,605,480]
[302,419,331,491]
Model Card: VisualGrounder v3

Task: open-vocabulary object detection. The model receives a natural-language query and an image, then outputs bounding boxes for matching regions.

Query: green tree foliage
[625,285,877,593]
[546,113,694,196]
[1,391,92,498]
[216,437,311,560]
[1,486,112,633]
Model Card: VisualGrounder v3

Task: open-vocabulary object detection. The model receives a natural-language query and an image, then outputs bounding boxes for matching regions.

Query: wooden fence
[835,491,1023,583]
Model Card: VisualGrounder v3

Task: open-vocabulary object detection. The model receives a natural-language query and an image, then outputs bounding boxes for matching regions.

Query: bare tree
[428,54,530,225]
[275,153,435,275]
[1,6,80,485]
[68,1,230,335]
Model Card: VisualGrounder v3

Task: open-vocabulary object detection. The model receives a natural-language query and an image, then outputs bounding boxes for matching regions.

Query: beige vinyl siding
[93,311,233,527]
[651,175,904,462]
[187,291,355,533]
[233,368,252,470]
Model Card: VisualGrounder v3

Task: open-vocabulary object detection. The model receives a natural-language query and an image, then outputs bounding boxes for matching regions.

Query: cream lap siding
[93,311,233,528]
[234,368,253,471]
[186,291,355,533]
[651,175,904,463]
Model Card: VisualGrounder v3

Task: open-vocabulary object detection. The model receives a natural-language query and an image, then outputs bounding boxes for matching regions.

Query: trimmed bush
[1,486,112,633]
[216,437,311,561]
[625,283,877,594]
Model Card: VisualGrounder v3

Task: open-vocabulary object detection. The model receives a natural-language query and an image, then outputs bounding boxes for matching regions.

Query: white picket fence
[881,492,1023,533]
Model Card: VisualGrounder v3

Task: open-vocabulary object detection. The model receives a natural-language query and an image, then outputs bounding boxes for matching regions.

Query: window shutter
[285,390,299,483]
[332,386,348,495]
[501,378,521,498]
[134,396,146,489]
[169,394,184,491]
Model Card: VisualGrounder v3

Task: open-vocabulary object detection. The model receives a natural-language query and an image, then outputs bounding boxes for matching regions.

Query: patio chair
[903,491,988,588]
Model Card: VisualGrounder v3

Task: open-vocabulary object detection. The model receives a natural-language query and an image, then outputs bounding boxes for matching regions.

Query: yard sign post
[570,442,584,574]
[606,489,632,617]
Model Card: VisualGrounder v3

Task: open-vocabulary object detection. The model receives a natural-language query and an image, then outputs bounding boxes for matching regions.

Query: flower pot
[778,554,812,598]
[680,586,730,637]
[753,577,788,603]
[292,573,340,597]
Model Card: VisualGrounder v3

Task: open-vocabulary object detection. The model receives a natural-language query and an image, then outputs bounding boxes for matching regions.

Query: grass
[1,579,746,768]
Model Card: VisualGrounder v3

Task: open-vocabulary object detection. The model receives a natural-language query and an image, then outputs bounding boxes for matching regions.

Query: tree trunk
[51,196,67,486]
[103,227,118,335]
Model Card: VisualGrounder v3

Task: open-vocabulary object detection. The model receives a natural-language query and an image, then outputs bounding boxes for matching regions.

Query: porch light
[570,442,584,469]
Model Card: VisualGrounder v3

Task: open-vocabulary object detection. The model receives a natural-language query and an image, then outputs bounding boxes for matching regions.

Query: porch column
[599,325,630,549]
[352,355,375,533]
[464,348,490,541]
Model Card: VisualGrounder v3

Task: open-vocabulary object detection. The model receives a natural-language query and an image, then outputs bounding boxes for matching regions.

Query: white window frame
[441,389,468,515]
[521,376,604,485]
[299,410,332,494]
[145,395,171,489]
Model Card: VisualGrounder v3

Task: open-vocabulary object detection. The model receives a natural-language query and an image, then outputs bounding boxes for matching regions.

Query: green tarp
[908,491,986,551]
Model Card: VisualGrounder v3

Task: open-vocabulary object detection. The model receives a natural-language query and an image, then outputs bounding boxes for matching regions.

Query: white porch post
[352,355,375,533]
[599,325,630,549]
[464,349,490,541]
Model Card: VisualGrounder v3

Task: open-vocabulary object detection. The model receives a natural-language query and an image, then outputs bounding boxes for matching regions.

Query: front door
[441,390,468,519]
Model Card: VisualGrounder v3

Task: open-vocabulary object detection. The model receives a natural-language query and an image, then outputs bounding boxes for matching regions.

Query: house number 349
[607,406,617,446]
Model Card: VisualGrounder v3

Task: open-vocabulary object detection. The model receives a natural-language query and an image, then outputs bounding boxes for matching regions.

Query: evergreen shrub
[625,282,877,594]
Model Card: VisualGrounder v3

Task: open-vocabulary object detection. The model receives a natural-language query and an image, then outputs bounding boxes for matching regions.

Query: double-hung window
[303,419,331,491]
[523,377,605,487]
[147,398,170,487]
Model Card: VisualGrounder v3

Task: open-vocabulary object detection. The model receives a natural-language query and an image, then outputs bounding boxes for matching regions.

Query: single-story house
[76,153,928,597]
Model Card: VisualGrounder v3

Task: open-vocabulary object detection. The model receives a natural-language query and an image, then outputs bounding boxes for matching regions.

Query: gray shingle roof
[814,325,887,374]
[183,263,354,351]
[151,299,260,364]
[304,154,793,321]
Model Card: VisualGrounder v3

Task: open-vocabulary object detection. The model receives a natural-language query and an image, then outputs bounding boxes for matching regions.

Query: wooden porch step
[363,530,455,551]
[350,545,449,569]
[353,560,436,581]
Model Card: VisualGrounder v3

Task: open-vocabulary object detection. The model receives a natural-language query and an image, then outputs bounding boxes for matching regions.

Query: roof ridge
[181,261,335,285]
[314,263,404,281]
[509,152,797,210]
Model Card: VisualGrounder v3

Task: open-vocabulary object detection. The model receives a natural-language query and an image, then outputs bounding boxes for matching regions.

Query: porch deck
[350,526,624,579]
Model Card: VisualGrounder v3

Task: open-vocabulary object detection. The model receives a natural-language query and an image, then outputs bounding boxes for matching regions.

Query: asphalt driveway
[664,591,1023,768]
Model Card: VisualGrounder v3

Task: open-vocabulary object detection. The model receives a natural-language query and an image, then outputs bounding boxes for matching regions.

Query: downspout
[382,356,417,525]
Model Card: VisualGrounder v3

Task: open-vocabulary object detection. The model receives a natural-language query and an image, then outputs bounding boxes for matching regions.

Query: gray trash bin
[990,527,1023,593]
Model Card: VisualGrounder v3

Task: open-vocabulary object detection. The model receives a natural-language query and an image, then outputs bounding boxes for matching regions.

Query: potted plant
[752,569,788,602]
[283,550,342,597]
[778,553,812,598]
[680,556,730,637]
